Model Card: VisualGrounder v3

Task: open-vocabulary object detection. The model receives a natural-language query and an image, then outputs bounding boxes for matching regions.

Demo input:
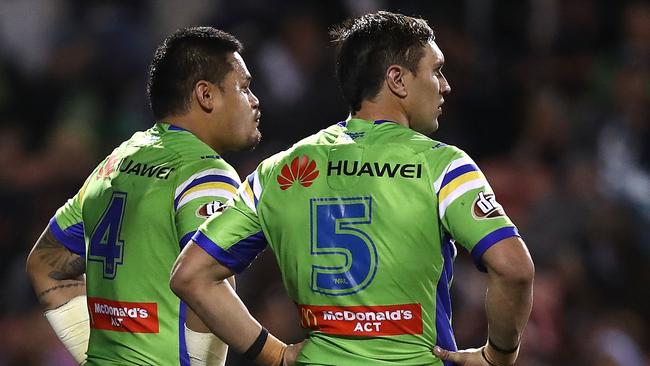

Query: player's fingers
[433,346,461,362]
[282,340,305,366]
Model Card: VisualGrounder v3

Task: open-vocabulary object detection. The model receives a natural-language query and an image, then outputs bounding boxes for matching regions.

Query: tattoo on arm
[35,229,86,280]
[37,282,85,301]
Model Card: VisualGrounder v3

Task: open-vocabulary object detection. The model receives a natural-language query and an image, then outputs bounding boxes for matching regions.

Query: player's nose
[249,89,260,109]
[440,76,451,95]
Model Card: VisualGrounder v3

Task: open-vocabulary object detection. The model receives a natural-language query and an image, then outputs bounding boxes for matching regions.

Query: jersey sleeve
[432,149,520,272]
[49,159,109,257]
[50,191,86,257]
[173,161,242,247]
[192,169,268,273]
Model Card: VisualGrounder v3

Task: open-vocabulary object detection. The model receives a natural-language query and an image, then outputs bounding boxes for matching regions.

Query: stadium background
[0,0,648,365]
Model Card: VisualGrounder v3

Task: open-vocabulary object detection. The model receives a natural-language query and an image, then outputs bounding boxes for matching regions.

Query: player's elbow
[169,259,196,301]
[171,241,234,302]
[502,253,535,288]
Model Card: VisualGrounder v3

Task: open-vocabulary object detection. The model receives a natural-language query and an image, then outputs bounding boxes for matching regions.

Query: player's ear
[386,65,408,98]
[194,80,216,112]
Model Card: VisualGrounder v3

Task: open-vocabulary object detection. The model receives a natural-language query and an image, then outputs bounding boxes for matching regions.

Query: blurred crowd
[0,0,648,365]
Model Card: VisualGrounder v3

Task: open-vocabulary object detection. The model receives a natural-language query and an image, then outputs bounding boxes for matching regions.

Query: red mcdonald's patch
[297,303,422,336]
[87,297,159,333]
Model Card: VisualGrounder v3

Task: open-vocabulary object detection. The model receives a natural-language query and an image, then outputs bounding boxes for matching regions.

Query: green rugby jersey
[194,118,520,366]
[51,123,240,365]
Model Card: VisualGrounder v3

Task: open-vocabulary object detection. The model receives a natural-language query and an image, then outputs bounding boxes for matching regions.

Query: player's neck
[161,113,198,135]
[159,114,224,152]
[352,100,409,128]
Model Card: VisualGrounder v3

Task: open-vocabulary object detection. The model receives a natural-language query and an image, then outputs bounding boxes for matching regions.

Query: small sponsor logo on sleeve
[196,201,227,218]
[472,191,505,219]
[297,304,422,336]
[88,297,159,333]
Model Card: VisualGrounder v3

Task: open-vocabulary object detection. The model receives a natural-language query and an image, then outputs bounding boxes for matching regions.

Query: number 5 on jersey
[310,197,378,296]
[89,192,127,279]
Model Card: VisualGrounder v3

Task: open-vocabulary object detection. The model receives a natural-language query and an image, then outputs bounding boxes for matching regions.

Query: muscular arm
[26,223,90,364]
[482,236,534,353]
[434,236,533,366]
[26,224,86,310]
[170,242,262,352]
[170,242,295,366]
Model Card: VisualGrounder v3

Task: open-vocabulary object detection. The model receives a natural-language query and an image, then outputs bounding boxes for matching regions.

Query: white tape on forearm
[44,295,89,365]
[185,325,228,366]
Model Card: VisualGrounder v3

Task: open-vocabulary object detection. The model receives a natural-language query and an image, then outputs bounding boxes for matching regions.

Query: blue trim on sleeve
[178,301,190,366]
[49,217,86,257]
[192,231,268,274]
[471,226,520,272]
[440,164,479,189]
[435,235,458,358]
[336,121,347,127]
[179,231,195,249]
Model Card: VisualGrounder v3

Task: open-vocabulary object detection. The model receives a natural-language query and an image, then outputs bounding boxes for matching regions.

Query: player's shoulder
[260,126,339,169]
[422,140,482,181]
[149,124,239,181]
[162,133,218,164]
[370,123,442,155]
[375,124,467,161]
[174,155,241,188]
[425,140,469,161]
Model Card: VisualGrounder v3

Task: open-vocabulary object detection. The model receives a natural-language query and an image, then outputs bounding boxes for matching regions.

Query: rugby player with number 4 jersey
[171,11,534,366]
[27,27,261,365]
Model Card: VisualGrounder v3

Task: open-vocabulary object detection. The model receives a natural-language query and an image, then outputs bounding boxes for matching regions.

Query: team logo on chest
[277,155,319,190]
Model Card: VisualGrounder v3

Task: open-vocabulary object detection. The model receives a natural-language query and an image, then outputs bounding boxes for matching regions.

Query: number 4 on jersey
[310,197,378,296]
[89,192,127,279]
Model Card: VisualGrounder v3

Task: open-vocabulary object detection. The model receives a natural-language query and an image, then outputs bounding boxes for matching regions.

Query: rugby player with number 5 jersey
[171,11,534,366]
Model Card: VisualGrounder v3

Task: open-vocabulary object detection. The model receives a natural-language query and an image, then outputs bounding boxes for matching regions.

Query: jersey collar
[337,119,398,128]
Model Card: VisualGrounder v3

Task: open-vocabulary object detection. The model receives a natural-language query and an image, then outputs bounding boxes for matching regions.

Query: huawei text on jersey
[118,159,175,180]
[327,160,423,178]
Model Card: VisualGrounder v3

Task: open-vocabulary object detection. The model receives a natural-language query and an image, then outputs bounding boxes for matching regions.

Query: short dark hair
[330,11,434,113]
[147,27,243,119]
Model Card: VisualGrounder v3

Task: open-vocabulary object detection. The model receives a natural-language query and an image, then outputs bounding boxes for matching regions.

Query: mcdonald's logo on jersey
[88,297,159,333]
[300,308,319,328]
[277,155,319,190]
[297,304,423,336]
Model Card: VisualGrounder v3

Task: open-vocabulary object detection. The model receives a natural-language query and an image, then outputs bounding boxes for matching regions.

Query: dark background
[0,0,648,365]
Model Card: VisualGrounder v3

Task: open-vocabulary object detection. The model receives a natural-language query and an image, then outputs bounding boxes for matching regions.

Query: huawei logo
[97,154,120,179]
[277,155,319,190]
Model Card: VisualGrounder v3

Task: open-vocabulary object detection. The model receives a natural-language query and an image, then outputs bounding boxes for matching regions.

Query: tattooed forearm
[36,281,85,300]
[34,229,86,280]
[27,226,87,309]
